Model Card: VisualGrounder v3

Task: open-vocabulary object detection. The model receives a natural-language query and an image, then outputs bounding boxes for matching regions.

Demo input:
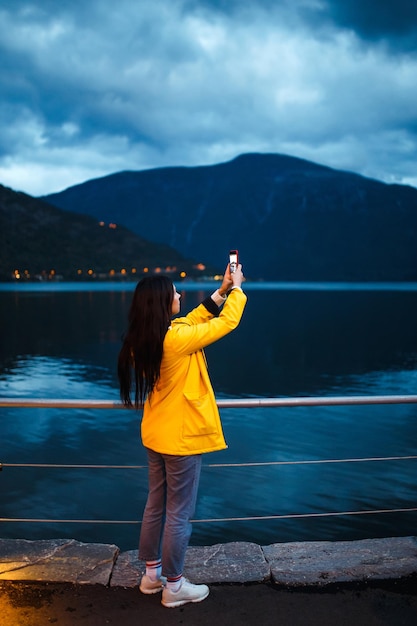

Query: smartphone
[229,249,238,273]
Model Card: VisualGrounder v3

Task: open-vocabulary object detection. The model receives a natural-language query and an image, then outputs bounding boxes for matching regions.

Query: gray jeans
[139,448,202,578]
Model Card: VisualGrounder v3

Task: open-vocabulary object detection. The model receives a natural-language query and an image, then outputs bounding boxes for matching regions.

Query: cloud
[0,0,416,195]
[323,0,417,48]
[194,0,417,47]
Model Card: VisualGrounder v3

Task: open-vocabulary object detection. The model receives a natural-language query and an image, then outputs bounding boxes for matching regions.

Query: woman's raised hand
[219,263,244,295]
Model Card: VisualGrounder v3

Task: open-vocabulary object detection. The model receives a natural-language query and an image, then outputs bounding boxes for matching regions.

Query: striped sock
[145,559,162,582]
[166,574,183,592]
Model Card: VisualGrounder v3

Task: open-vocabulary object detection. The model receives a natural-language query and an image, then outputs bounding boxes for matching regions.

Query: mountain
[42,153,417,281]
[0,184,211,281]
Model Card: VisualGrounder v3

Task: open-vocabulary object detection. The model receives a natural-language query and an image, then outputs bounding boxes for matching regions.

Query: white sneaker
[139,574,166,594]
[161,578,210,608]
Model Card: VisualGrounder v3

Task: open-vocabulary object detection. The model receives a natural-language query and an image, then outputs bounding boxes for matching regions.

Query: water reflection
[205,289,417,396]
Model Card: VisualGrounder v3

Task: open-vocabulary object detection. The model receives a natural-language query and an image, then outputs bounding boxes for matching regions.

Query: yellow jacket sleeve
[169,289,247,355]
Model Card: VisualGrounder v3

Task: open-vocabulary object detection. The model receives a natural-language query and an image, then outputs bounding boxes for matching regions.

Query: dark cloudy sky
[1,0,416,195]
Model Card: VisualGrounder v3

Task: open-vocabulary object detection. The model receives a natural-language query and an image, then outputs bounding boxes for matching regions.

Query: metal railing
[1,395,417,527]
[3,394,417,409]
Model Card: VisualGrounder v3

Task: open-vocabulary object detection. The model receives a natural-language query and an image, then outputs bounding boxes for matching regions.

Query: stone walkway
[1,536,416,587]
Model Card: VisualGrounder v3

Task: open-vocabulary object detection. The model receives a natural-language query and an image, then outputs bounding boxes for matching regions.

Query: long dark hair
[118,275,174,408]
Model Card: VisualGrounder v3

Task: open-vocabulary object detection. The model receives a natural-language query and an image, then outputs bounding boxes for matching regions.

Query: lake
[1,281,417,550]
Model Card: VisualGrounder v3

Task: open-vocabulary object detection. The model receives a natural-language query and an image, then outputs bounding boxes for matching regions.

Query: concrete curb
[1,536,416,588]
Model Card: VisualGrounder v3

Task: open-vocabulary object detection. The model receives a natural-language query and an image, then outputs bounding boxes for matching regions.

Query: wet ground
[1,577,417,626]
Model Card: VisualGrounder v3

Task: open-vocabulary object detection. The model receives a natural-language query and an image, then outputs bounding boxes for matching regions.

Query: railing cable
[1,455,417,470]
[1,507,417,526]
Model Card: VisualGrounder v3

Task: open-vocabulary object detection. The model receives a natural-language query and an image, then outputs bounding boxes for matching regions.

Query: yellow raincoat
[141,288,247,455]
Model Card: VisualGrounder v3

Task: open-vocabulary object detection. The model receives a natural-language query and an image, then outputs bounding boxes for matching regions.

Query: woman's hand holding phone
[219,250,244,296]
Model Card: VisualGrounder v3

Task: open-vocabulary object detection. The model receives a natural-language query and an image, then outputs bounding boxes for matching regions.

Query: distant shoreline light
[8,264,212,283]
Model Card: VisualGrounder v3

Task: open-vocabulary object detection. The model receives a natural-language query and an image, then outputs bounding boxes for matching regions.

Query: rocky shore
[1,536,416,587]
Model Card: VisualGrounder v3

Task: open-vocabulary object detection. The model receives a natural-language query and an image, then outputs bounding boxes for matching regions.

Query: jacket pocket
[182,392,217,437]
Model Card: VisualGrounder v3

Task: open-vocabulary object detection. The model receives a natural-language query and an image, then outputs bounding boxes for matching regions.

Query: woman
[118,262,246,608]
